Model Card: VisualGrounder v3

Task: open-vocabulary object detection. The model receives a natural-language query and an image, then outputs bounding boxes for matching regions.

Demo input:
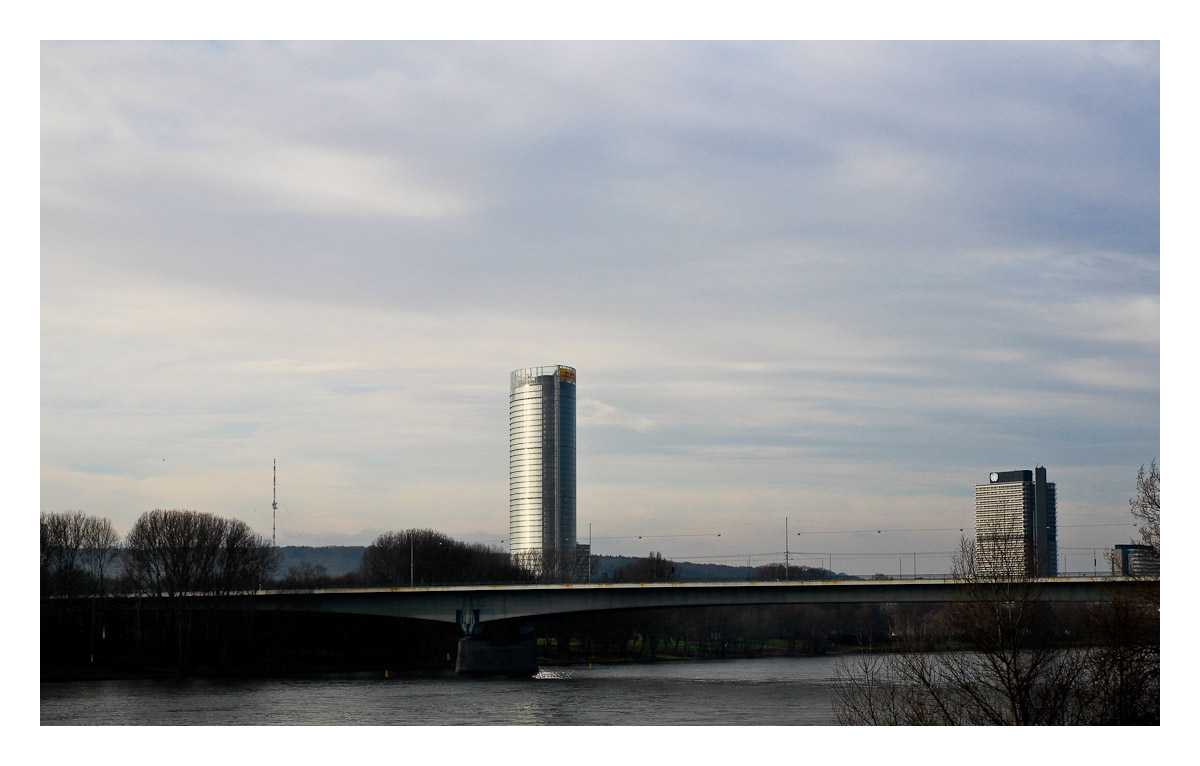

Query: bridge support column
[455,636,538,676]
[453,601,538,676]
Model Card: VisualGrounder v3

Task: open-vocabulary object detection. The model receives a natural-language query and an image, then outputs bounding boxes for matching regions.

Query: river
[41,655,841,725]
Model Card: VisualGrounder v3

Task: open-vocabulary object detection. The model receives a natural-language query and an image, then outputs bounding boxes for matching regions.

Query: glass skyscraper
[509,365,577,573]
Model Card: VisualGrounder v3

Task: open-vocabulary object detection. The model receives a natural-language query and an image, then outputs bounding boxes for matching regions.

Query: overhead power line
[796,527,966,535]
[591,533,722,541]
[794,522,1135,535]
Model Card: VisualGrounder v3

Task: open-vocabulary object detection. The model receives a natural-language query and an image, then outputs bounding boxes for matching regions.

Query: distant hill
[590,555,756,582]
[273,547,843,582]
[274,546,366,578]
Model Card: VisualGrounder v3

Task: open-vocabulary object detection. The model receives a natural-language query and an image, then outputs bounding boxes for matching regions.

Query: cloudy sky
[40,41,1159,575]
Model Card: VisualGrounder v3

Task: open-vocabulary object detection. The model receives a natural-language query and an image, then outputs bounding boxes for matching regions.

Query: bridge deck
[247,576,1153,627]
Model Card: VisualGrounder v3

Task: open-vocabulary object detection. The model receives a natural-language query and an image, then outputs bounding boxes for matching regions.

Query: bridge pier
[453,615,538,676]
[455,636,538,676]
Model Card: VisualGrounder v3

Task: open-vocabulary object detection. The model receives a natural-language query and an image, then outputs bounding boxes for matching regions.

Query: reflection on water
[41,656,841,725]
[533,668,573,680]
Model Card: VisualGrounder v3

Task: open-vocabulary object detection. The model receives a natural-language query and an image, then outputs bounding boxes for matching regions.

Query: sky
[40,40,1160,575]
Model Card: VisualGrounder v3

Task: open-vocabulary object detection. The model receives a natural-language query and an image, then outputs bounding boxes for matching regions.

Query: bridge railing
[249,570,1138,593]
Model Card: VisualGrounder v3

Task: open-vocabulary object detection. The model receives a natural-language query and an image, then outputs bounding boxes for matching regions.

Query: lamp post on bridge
[785,516,790,582]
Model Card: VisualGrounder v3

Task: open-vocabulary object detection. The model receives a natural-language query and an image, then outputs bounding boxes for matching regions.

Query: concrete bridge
[248,576,1153,675]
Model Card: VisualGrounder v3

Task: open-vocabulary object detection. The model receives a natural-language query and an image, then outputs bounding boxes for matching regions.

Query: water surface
[41,656,840,725]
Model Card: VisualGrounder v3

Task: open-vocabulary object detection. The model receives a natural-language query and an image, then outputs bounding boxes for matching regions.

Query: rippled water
[41,656,841,725]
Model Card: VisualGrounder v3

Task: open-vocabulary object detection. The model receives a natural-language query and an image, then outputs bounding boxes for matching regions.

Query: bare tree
[123,509,277,666]
[212,517,278,594]
[80,515,120,597]
[1067,459,1163,723]
[361,529,533,586]
[124,509,276,596]
[41,511,120,598]
[833,537,1121,725]
[612,551,676,583]
[509,546,590,583]
[1129,458,1160,556]
[1075,593,1159,724]
[126,509,208,596]
[834,650,949,725]
[41,511,123,667]
[41,511,88,597]
[750,562,826,581]
[280,562,332,592]
[835,532,1158,724]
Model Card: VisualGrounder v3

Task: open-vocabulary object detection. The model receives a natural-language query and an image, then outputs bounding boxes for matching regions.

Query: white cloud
[177,138,473,218]
[1051,357,1158,392]
[40,41,1159,566]
[578,398,655,433]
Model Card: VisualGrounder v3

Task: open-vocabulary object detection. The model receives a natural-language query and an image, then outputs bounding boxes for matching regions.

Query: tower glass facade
[974,467,1057,577]
[509,366,576,572]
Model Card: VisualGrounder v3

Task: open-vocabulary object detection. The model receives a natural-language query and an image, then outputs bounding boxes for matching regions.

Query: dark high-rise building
[1112,544,1159,576]
[509,365,577,575]
[974,466,1058,577]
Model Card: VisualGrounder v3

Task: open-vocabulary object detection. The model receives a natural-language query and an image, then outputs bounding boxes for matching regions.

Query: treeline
[42,508,280,675]
[40,510,537,676]
[271,529,536,589]
[41,511,546,598]
[530,598,1142,665]
[41,511,121,598]
[42,509,276,599]
[601,552,834,584]
[40,510,1156,687]
[537,602,897,662]
[274,546,365,578]
[35,509,883,679]
[537,552,1137,665]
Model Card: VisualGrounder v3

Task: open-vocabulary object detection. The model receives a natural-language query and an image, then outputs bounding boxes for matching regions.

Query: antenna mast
[272,458,277,547]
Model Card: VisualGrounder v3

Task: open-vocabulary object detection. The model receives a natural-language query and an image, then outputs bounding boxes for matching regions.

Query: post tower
[509,365,577,577]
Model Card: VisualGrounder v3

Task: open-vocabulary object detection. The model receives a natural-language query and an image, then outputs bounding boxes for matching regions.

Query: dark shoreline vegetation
[41,509,866,683]
[40,595,1139,682]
